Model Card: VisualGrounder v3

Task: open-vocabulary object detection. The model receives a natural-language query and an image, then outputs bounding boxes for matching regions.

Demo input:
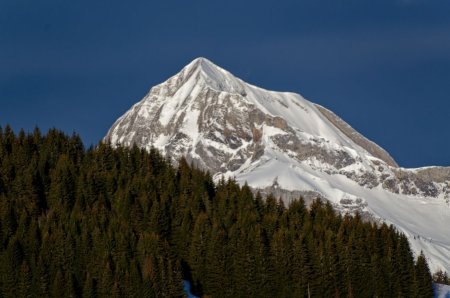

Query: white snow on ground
[435,283,450,298]
[183,280,199,298]
[233,146,450,272]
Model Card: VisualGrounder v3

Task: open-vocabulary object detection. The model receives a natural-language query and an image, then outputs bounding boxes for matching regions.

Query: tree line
[0,126,434,297]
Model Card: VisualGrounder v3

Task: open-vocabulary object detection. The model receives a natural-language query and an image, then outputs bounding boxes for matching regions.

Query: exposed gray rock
[315,105,399,167]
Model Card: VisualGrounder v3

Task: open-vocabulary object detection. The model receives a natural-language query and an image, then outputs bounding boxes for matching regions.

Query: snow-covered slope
[105,57,450,272]
[435,283,450,298]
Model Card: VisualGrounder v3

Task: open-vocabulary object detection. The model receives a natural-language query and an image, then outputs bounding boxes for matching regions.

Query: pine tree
[48,154,76,208]
[83,274,98,298]
[204,223,229,296]
[188,212,210,295]
[51,269,66,298]
[35,256,50,297]
[414,251,434,297]
[18,261,32,298]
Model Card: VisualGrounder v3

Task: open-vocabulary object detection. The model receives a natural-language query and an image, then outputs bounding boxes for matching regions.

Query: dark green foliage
[0,127,434,297]
[0,128,183,298]
[415,251,434,297]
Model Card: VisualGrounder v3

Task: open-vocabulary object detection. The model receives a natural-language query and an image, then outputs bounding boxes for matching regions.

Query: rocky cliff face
[105,57,450,272]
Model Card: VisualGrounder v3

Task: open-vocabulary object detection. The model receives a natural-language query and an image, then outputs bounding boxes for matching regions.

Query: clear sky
[1,0,449,167]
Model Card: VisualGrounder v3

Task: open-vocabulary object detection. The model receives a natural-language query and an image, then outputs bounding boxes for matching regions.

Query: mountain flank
[105,57,450,272]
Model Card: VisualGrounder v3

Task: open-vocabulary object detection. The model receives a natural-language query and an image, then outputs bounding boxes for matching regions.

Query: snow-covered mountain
[105,57,450,272]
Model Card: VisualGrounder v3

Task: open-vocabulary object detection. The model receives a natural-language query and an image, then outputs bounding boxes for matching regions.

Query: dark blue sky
[1,0,449,167]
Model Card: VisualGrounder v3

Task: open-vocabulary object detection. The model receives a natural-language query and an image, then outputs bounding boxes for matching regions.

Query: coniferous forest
[0,126,434,297]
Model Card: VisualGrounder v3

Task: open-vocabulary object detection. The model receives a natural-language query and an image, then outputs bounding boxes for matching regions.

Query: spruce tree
[415,251,434,297]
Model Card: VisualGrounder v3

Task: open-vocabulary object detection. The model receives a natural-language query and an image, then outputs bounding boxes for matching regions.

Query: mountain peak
[176,57,246,95]
[185,57,224,74]
[187,57,218,70]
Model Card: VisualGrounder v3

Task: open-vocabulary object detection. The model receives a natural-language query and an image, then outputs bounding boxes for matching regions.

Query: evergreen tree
[415,251,434,297]
[18,261,32,298]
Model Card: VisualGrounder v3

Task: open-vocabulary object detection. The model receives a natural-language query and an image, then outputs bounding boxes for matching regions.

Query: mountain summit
[105,57,450,272]
[179,57,248,94]
[107,57,397,169]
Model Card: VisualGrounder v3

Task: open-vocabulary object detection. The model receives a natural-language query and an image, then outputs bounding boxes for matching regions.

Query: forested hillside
[0,126,433,297]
